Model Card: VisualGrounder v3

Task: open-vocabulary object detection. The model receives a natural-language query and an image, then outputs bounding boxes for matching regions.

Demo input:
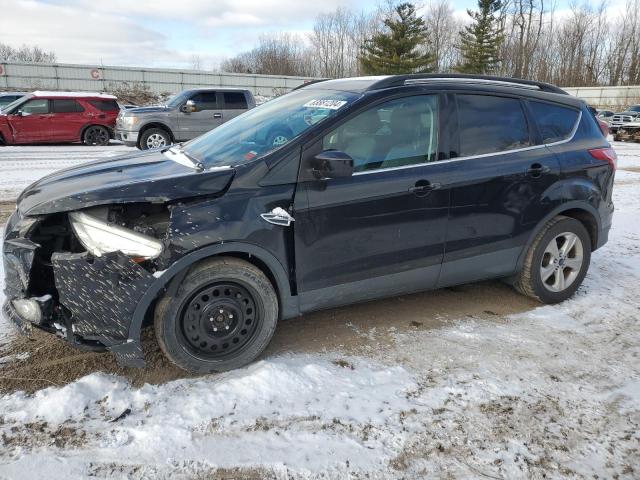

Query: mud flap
[52,251,155,367]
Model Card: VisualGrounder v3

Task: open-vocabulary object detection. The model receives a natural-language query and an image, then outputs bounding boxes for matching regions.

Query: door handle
[213,113,222,119]
[527,163,551,177]
[409,180,441,196]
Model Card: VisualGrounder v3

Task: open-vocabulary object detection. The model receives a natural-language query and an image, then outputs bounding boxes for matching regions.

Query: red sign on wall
[90,68,100,79]
[0,65,4,76]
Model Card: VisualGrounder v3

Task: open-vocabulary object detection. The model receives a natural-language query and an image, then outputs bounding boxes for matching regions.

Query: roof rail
[367,74,568,95]
[292,79,329,91]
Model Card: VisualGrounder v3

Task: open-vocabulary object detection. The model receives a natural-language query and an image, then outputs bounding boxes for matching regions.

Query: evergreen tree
[360,3,435,75]
[457,0,504,74]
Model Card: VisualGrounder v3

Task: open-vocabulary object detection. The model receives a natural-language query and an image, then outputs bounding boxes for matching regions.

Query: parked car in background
[609,105,640,133]
[116,88,256,150]
[614,118,640,142]
[0,91,119,146]
[3,74,615,374]
[0,92,28,111]
[596,110,615,124]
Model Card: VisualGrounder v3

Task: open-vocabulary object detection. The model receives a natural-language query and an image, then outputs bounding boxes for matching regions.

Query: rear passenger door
[50,99,86,141]
[438,93,562,287]
[177,91,222,139]
[221,91,248,123]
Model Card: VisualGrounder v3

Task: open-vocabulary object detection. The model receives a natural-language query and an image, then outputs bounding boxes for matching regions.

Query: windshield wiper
[180,148,205,172]
[164,146,204,172]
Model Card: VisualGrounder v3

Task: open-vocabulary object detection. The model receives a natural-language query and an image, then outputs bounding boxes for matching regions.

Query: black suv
[3,74,615,373]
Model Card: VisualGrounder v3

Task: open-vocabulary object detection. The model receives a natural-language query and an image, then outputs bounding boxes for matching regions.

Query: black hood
[17,150,235,216]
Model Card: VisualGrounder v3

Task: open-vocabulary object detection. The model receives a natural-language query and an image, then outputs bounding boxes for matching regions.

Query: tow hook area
[52,251,156,367]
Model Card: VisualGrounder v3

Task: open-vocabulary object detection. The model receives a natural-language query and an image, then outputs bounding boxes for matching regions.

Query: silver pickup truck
[116,88,256,149]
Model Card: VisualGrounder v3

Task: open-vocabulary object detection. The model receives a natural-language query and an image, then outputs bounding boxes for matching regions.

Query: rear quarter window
[88,100,120,111]
[456,94,531,157]
[529,101,579,144]
[223,92,248,110]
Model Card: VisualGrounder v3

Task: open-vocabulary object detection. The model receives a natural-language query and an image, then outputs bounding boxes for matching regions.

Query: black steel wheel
[83,125,110,146]
[177,281,261,360]
[154,257,279,373]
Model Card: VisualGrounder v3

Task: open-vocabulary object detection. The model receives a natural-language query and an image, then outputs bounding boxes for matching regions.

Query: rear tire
[83,125,110,146]
[140,128,171,150]
[154,257,279,373]
[514,216,591,304]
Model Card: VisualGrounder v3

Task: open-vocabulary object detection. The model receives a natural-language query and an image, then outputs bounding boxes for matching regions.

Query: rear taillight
[589,147,617,171]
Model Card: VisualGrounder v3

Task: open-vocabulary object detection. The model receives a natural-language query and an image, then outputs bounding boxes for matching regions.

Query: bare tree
[0,43,57,63]
[220,33,314,76]
[423,0,462,72]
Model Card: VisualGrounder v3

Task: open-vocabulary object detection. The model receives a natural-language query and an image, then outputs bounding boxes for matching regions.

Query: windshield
[628,105,640,112]
[0,96,29,114]
[181,88,361,168]
[166,91,193,108]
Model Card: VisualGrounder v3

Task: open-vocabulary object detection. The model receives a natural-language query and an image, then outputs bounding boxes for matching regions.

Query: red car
[0,91,119,146]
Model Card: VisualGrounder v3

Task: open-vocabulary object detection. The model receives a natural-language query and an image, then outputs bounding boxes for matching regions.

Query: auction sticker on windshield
[303,99,347,110]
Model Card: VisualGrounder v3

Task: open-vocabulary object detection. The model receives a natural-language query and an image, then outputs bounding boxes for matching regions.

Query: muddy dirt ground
[0,274,536,394]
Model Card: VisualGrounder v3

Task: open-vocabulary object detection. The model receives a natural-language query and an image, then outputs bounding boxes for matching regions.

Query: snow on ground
[0,143,129,201]
[0,141,638,478]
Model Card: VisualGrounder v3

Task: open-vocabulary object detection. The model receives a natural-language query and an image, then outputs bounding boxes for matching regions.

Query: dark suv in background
[3,74,615,374]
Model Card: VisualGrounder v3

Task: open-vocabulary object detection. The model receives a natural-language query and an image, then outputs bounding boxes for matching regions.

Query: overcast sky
[0,0,623,70]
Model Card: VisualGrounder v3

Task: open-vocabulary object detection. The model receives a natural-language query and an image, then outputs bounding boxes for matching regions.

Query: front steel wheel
[155,257,279,373]
[177,281,262,360]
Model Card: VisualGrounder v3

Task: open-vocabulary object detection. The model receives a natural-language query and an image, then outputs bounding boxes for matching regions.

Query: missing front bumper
[2,248,156,367]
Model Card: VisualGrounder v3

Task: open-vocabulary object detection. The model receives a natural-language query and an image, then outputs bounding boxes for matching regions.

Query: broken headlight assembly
[69,211,163,260]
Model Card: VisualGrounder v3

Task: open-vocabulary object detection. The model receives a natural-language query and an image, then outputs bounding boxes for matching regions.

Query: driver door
[293,94,451,312]
[177,91,223,140]
[8,98,52,143]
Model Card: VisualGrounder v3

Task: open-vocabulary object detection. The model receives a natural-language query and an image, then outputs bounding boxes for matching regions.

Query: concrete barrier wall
[563,86,640,109]
[1,62,639,108]
[0,61,316,97]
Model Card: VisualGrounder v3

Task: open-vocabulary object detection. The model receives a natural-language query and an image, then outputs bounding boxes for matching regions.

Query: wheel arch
[516,201,601,272]
[128,242,298,344]
[137,122,175,147]
[79,123,113,142]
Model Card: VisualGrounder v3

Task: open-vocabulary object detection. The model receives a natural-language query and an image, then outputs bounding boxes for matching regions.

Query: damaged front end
[2,203,172,367]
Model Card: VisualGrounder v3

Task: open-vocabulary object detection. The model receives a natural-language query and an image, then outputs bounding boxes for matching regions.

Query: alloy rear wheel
[83,125,110,146]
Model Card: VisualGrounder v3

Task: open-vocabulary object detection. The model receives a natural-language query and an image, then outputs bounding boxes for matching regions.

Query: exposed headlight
[69,211,163,260]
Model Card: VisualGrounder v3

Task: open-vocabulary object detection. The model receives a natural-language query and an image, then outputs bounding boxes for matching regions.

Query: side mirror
[311,150,354,179]
[181,100,196,113]
[15,110,26,117]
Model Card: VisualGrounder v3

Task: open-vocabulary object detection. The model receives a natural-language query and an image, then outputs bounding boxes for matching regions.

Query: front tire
[514,216,591,304]
[83,125,110,146]
[154,257,279,373]
[140,128,171,150]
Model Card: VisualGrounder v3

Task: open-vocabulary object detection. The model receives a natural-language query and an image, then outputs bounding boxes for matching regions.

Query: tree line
[220,0,640,87]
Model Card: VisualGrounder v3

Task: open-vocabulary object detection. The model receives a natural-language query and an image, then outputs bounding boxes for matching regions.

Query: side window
[20,99,49,114]
[323,95,439,173]
[457,95,530,157]
[529,101,580,144]
[223,92,248,110]
[52,99,84,113]
[89,100,119,111]
[190,92,218,111]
